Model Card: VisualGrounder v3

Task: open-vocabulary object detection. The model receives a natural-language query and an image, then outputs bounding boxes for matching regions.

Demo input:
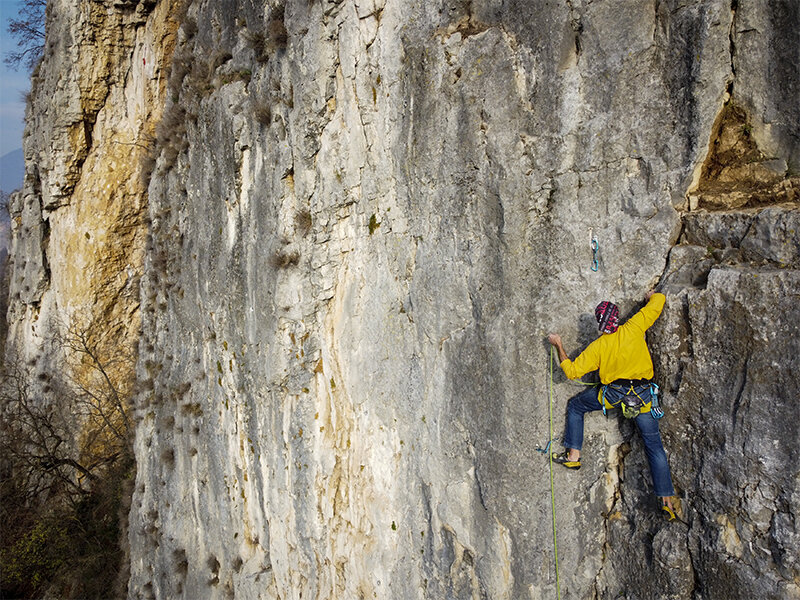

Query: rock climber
[547,290,677,521]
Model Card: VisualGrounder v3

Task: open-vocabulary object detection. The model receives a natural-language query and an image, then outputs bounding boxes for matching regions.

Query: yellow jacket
[560,293,665,407]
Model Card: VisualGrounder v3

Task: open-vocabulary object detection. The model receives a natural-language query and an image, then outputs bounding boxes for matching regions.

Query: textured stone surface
[652,260,800,600]
[732,0,800,172]
[3,1,179,590]
[4,0,799,599]
[5,0,177,361]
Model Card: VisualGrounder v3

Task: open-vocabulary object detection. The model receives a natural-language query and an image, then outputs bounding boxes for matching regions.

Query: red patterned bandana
[595,301,619,334]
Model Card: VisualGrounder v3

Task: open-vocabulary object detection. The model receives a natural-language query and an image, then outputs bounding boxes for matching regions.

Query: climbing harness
[590,232,599,272]
[600,381,665,419]
[600,382,647,418]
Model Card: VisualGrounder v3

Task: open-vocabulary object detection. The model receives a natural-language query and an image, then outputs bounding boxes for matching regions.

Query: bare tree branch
[1,317,134,505]
[3,0,46,71]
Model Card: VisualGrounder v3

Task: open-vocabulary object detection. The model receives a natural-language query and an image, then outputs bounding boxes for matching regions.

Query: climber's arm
[627,291,666,332]
[548,334,599,380]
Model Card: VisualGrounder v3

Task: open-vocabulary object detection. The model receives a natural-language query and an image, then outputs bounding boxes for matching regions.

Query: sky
[0,0,30,158]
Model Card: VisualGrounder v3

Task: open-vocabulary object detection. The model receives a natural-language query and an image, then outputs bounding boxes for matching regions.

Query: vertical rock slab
[125,1,738,599]
[4,0,186,593]
[648,203,800,600]
[731,1,800,171]
[6,0,179,359]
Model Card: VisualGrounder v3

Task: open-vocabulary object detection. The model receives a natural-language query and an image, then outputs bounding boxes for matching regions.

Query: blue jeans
[562,385,675,497]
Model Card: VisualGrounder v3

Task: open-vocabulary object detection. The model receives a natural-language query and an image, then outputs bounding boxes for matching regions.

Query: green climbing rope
[566,379,598,387]
[548,346,562,600]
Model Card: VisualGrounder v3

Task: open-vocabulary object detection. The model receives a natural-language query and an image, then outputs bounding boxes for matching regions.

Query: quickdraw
[650,382,664,419]
[535,437,557,455]
[591,235,599,272]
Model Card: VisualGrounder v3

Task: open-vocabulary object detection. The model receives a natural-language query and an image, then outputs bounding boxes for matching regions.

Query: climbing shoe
[661,499,676,522]
[551,451,581,470]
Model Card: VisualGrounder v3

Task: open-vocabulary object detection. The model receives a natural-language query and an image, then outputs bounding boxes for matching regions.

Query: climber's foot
[552,450,581,470]
[661,498,676,522]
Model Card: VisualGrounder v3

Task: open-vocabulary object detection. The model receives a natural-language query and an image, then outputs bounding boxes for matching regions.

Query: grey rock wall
[125,0,799,598]
[647,203,800,600]
[5,0,799,599]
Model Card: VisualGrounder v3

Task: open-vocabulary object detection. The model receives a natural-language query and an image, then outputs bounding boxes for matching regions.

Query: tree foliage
[4,0,46,72]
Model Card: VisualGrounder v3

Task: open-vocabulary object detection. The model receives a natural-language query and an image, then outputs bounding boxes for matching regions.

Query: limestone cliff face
[6,0,181,363]
[6,0,799,599]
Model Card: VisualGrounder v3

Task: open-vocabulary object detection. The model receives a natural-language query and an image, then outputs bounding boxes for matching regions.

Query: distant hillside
[0,148,24,194]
